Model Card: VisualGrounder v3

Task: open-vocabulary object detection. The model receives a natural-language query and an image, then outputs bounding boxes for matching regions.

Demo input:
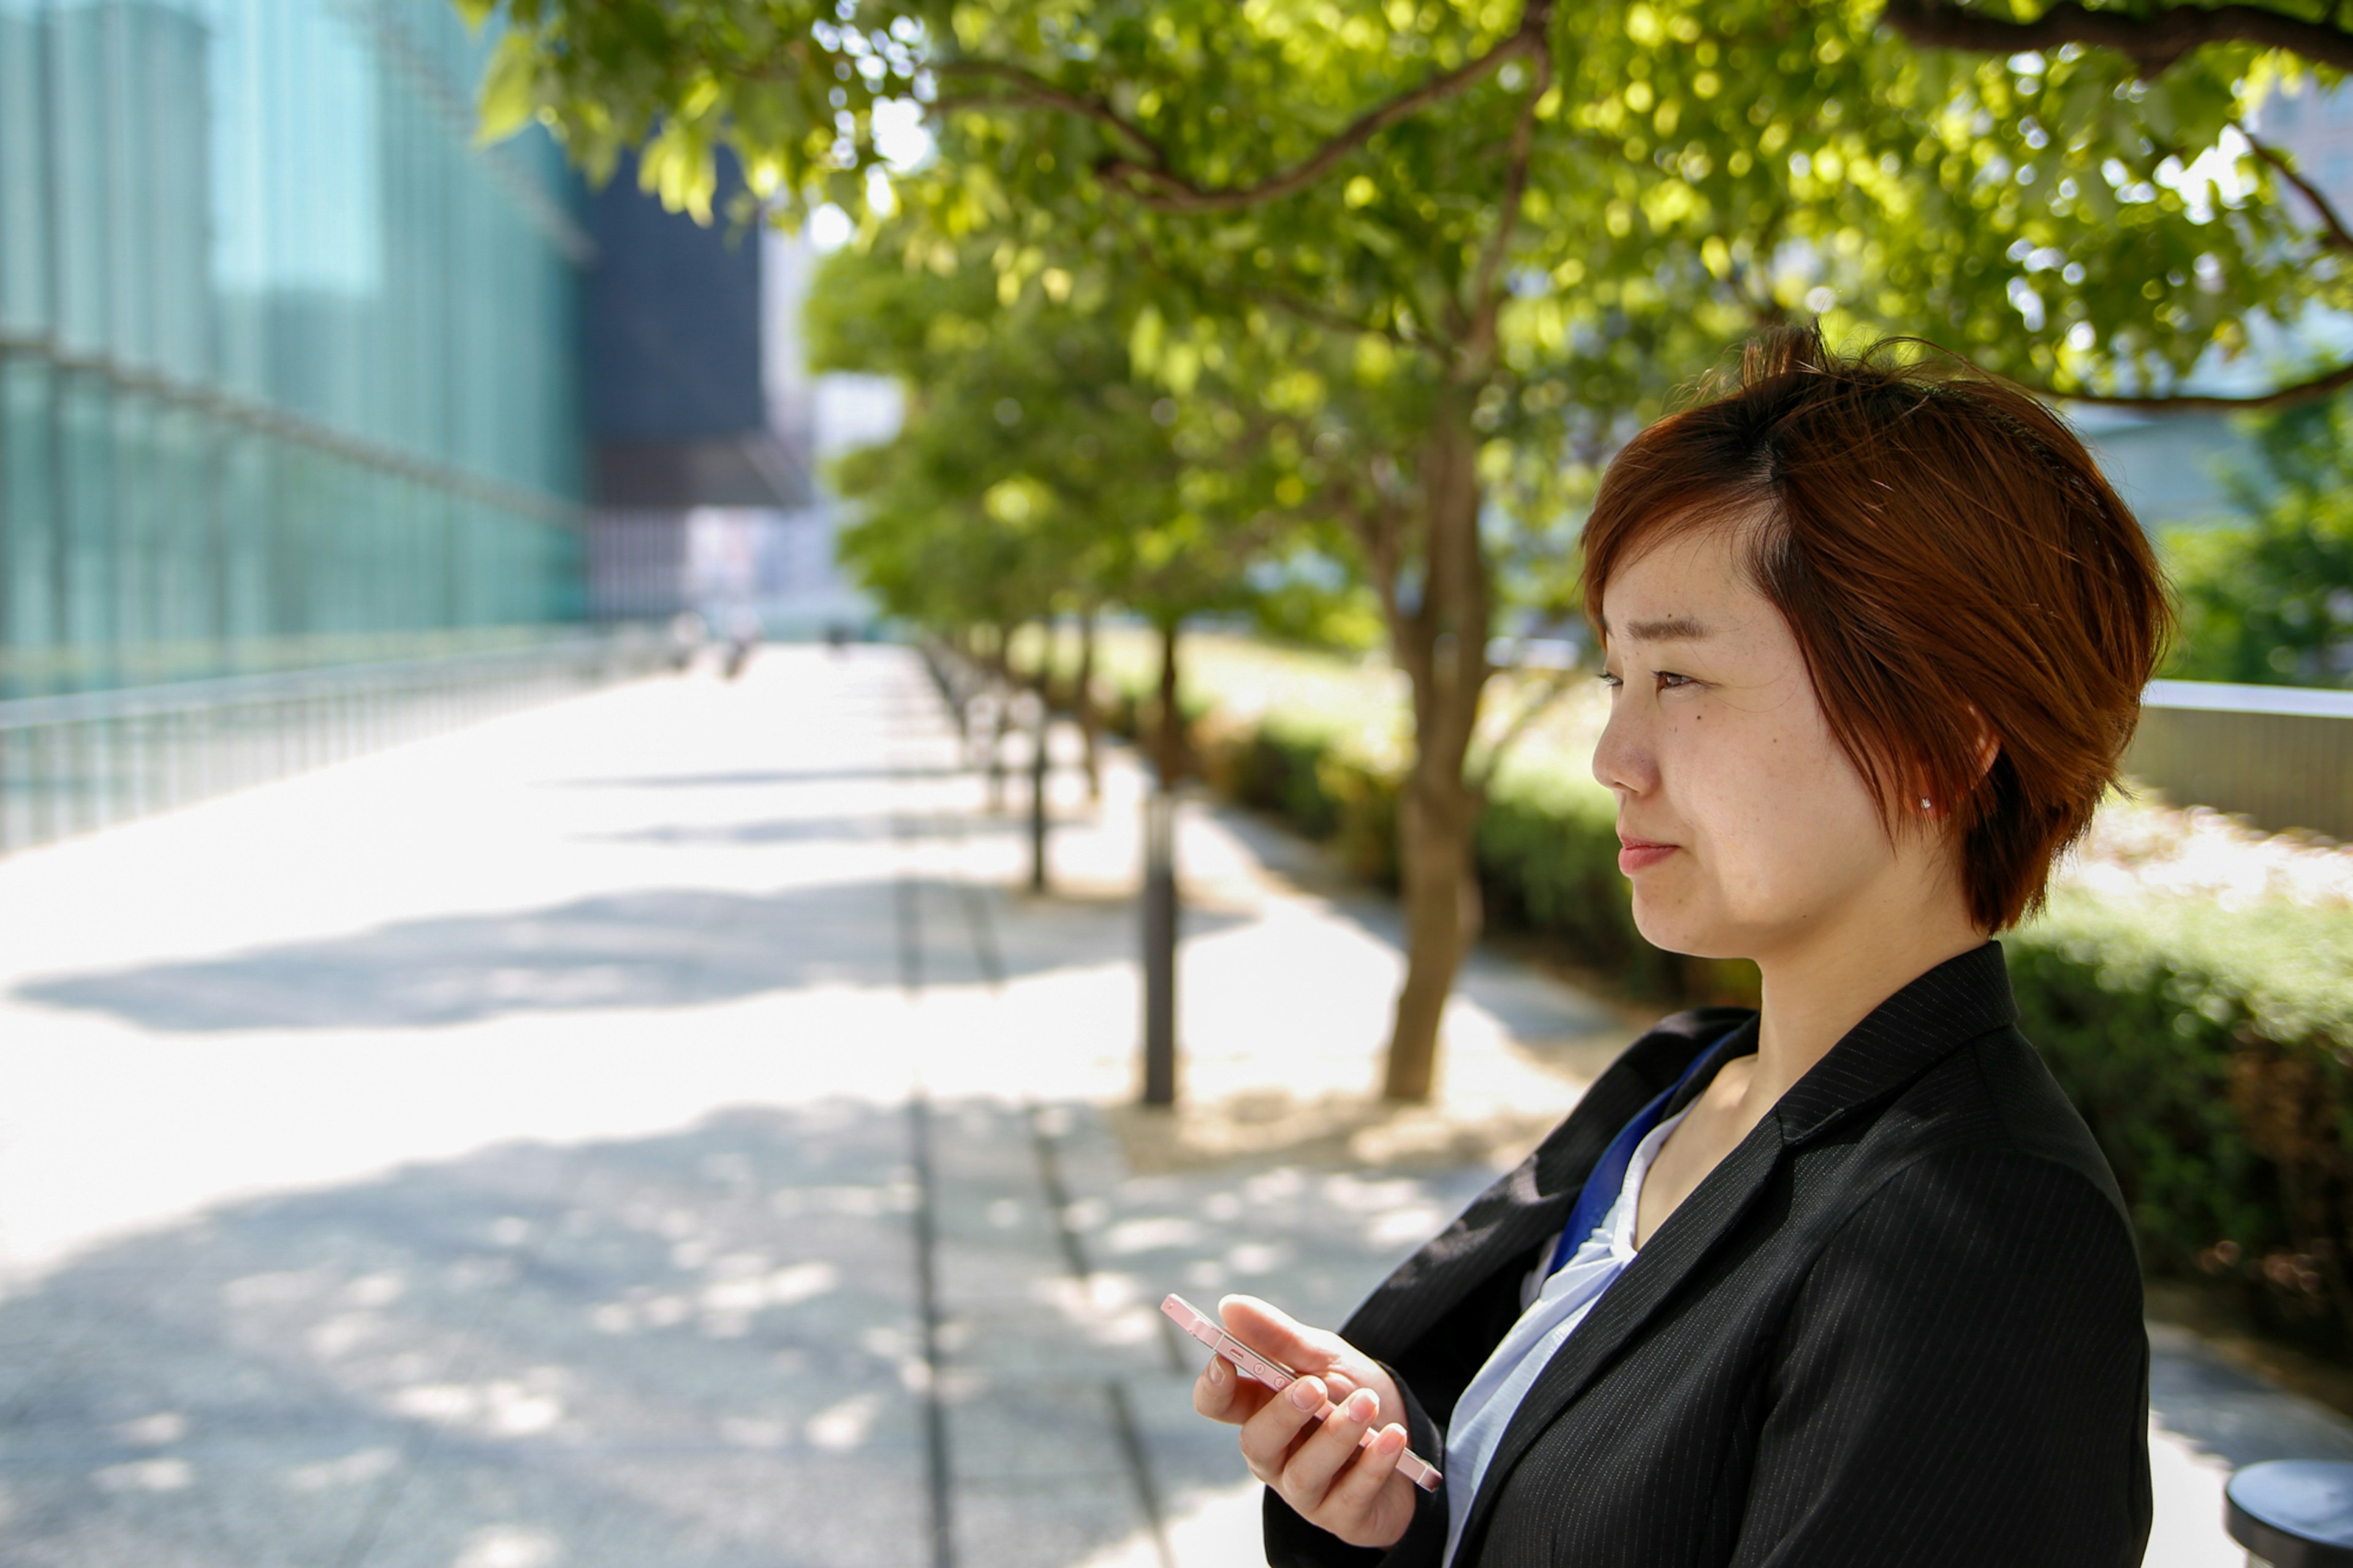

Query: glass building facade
[0,0,588,700]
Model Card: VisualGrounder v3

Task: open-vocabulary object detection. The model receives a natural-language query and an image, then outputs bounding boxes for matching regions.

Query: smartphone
[1162,1292,1442,1492]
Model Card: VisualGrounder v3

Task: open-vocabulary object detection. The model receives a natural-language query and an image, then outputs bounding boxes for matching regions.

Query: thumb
[1217,1294,1339,1374]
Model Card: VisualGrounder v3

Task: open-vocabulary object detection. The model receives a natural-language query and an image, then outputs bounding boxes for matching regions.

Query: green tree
[811,219,1309,781]
[2166,398,2353,685]
[469,0,2335,1098]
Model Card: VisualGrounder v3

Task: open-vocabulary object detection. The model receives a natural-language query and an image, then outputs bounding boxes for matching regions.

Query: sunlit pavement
[0,645,2340,1567]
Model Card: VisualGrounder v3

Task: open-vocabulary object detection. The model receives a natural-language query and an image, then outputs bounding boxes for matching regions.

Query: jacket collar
[1768,939,2017,1146]
[1449,939,2020,1564]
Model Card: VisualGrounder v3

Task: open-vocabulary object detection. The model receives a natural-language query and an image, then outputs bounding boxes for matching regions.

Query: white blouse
[1439,1107,1690,1568]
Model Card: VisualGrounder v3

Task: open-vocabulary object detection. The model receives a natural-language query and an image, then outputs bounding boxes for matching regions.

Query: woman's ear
[1909,710,2000,821]
[1966,705,2000,784]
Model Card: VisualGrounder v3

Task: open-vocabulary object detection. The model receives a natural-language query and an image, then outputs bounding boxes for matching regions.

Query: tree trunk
[1381,387,1495,1104]
[1076,608,1102,801]
[1153,618,1188,787]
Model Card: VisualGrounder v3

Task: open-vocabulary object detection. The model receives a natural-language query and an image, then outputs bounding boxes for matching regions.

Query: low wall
[2128,680,2353,842]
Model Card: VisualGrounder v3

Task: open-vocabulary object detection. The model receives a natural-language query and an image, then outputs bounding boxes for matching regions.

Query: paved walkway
[0,645,2340,1567]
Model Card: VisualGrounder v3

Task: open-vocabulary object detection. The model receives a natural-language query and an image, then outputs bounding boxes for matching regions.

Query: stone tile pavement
[0,644,2339,1567]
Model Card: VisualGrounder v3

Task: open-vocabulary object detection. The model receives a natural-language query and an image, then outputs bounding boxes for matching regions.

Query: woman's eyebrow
[1604,614,1712,643]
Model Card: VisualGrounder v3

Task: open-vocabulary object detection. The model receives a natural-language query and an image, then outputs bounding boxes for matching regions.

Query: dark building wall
[586,153,765,441]
[583,153,806,510]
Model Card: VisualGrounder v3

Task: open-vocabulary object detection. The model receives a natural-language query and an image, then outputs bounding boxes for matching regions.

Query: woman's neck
[1746,881,1987,1107]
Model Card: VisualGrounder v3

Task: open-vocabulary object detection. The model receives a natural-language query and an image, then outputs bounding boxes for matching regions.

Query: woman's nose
[1591,698,1656,797]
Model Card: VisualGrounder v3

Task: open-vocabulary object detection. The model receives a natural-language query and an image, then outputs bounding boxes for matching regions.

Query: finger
[1193,1352,1231,1418]
[1279,1384,1380,1507]
[1218,1295,1339,1373]
[1324,1422,1408,1523]
[1238,1373,1327,1479]
[1194,1351,1270,1423]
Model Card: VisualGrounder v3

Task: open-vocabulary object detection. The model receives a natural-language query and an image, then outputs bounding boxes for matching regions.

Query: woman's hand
[1189,1294,1420,1550]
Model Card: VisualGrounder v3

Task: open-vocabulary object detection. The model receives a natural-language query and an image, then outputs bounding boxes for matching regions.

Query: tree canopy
[467,0,2353,1097]
[475,0,2351,404]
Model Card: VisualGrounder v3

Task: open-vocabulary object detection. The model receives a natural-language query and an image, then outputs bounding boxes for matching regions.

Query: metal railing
[2126,679,2353,842]
[0,627,678,858]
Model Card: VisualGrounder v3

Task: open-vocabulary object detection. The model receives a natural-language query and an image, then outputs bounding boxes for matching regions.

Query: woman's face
[1591,525,1919,964]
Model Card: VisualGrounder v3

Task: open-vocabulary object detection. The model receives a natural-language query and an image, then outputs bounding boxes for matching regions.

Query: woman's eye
[1597,670,1623,690]
[1656,671,1694,691]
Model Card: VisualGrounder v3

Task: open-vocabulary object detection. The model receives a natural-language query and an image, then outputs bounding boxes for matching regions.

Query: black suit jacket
[1267,942,2151,1567]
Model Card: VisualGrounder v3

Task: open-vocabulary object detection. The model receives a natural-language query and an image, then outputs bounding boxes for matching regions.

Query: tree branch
[1245,280,1424,347]
[1469,665,1577,793]
[929,59,1163,162]
[1459,36,1553,371]
[1337,498,1408,642]
[1879,0,2353,77]
[1101,200,1428,350]
[2045,357,2353,412]
[1094,0,1556,214]
[2243,125,2353,253]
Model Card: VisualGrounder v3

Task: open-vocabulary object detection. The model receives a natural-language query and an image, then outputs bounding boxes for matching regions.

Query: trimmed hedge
[2014,894,2353,1347]
[1105,672,2353,1352]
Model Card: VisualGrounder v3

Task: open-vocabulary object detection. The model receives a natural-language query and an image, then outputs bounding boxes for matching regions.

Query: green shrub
[2010,893,2353,1347]
[1317,751,1401,888]
[1473,770,1683,999]
[1217,725,1343,843]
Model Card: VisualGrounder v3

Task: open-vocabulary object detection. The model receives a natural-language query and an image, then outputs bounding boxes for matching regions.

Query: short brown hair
[1580,325,2172,930]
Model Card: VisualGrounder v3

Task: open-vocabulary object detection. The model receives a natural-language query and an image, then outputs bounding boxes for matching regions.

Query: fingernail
[1345,1390,1377,1423]
[1205,1356,1226,1384]
[1288,1379,1322,1412]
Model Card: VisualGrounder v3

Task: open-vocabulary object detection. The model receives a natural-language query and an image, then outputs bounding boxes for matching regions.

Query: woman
[1190,326,2166,1567]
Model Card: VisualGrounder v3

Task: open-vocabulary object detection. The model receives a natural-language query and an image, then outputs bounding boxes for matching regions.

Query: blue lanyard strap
[1547,1039,1730,1276]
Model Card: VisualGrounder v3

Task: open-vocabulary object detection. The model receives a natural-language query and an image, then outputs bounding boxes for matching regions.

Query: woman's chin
[1631,910,1703,958]
[1629,897,1748,964]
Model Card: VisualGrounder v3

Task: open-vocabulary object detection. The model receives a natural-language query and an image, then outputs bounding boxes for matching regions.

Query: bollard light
[1140,784,1178,1107]
[2228,1460,2353,1567]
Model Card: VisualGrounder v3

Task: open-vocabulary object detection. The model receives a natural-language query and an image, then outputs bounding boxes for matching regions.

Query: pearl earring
[1919,797,1933,812]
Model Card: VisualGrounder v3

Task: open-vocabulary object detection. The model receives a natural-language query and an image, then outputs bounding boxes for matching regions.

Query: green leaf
[474,33,539,148]
[1127,305,1165,374]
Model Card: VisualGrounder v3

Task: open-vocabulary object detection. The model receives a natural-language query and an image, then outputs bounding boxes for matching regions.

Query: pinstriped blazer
[1266,942,2151,1568]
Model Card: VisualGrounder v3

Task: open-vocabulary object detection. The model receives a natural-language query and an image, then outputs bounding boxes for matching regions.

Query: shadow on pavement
[0,1097,1500,1568]
[16,886,1246,1033]
[591,815,1020,849]
[559,765,972,790]
[0,1104,931,1568]
[2147,1323,2353,1469]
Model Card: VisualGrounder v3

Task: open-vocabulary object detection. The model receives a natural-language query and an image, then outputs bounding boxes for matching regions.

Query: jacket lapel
[1339,1008,1756,1360]
[1451,1119,1781,1562]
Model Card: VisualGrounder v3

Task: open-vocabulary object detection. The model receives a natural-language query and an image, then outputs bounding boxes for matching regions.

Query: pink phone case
[1162,1292,1443,1492]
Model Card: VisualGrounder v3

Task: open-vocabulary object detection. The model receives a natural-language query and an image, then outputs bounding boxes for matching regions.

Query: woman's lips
[1617,838,1678,874]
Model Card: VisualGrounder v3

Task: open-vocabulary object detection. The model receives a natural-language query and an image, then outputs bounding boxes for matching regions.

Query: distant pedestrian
[1191,324,2168,1568]
[721,610,762,681]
